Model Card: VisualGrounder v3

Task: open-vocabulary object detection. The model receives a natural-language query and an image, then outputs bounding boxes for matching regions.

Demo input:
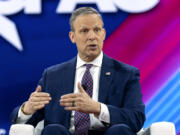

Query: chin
[88,52,100,59]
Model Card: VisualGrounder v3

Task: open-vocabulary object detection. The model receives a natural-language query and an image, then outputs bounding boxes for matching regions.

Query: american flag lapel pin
[105,72,111,76]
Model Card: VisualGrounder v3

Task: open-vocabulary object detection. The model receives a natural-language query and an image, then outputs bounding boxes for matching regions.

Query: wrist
[21,102,33,115]
[94,102,101,117]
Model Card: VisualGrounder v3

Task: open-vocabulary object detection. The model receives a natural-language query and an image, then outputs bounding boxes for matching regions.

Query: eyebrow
[79,25,102,29]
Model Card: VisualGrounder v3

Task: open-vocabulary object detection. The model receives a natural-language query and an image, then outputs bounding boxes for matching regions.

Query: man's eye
[81,29,88,33]
[94,28,101,32]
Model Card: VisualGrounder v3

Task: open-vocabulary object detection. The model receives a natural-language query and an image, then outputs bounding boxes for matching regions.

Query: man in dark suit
[10,7,145,135]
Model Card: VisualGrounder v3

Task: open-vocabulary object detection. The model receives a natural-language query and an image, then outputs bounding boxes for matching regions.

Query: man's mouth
[88,44,97,50]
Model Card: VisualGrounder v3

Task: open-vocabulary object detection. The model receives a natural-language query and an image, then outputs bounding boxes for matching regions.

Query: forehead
[73,14,103,29]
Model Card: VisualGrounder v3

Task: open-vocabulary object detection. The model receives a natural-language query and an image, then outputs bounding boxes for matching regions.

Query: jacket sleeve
[107,68,146,132]
[10,106,21,124]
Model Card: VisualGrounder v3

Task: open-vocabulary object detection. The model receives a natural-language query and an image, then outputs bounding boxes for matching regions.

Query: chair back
[9,124,34,135]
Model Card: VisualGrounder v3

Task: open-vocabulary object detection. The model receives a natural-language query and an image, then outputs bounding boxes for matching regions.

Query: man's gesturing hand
[60,82,101,116]
[22,85,51,115]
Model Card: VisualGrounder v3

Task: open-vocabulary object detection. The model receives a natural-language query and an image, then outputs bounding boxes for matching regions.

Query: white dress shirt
[17,52,110,132]
[69,52,110,132]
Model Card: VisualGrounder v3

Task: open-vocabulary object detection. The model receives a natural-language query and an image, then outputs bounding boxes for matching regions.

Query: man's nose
[88,30,96,40]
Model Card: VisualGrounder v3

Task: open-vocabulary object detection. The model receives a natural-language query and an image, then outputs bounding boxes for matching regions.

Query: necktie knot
[85,64,93,70]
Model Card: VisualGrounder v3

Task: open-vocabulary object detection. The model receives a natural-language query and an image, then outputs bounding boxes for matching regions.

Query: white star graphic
[0,15,23,51]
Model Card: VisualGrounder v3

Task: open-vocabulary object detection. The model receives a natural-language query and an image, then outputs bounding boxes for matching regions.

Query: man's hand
[60,82,101,116]
[22,85,51,115]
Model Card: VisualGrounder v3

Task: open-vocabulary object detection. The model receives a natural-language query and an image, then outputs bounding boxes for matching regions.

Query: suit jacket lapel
[98,54,114,103]
[62,57,77,94]
[61,57,77,128]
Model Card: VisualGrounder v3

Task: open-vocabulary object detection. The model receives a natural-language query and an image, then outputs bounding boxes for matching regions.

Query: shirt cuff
[17,104,33,122]
[98,103,110,123]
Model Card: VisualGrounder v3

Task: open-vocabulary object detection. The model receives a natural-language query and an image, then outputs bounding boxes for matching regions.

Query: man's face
[69,14,106,61]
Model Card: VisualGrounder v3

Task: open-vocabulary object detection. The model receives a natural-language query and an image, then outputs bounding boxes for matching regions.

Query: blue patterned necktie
[74,64,93,135]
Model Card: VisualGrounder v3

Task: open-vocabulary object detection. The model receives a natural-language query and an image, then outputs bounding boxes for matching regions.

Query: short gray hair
[70,7,104,31]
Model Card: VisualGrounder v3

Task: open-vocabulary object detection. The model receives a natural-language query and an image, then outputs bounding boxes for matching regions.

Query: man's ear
[69,31,75,43]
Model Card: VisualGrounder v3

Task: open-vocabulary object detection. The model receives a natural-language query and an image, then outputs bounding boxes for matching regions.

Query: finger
[33,104,45,110]
[32,101,50,106]
[60,97,81,103]
[61,93,79,99]
[32,92,51,97]
[35,85,42,92]
[60,102,73,107]
[60,98,81,106]
[64,106,79,111]
[78,82,85,93]
[31,96,51,102]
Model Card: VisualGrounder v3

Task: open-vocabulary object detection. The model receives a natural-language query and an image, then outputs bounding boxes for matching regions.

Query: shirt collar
[76,52,103,69]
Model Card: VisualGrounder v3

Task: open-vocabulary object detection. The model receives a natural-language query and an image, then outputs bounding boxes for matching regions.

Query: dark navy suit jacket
[10,54,145,132]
